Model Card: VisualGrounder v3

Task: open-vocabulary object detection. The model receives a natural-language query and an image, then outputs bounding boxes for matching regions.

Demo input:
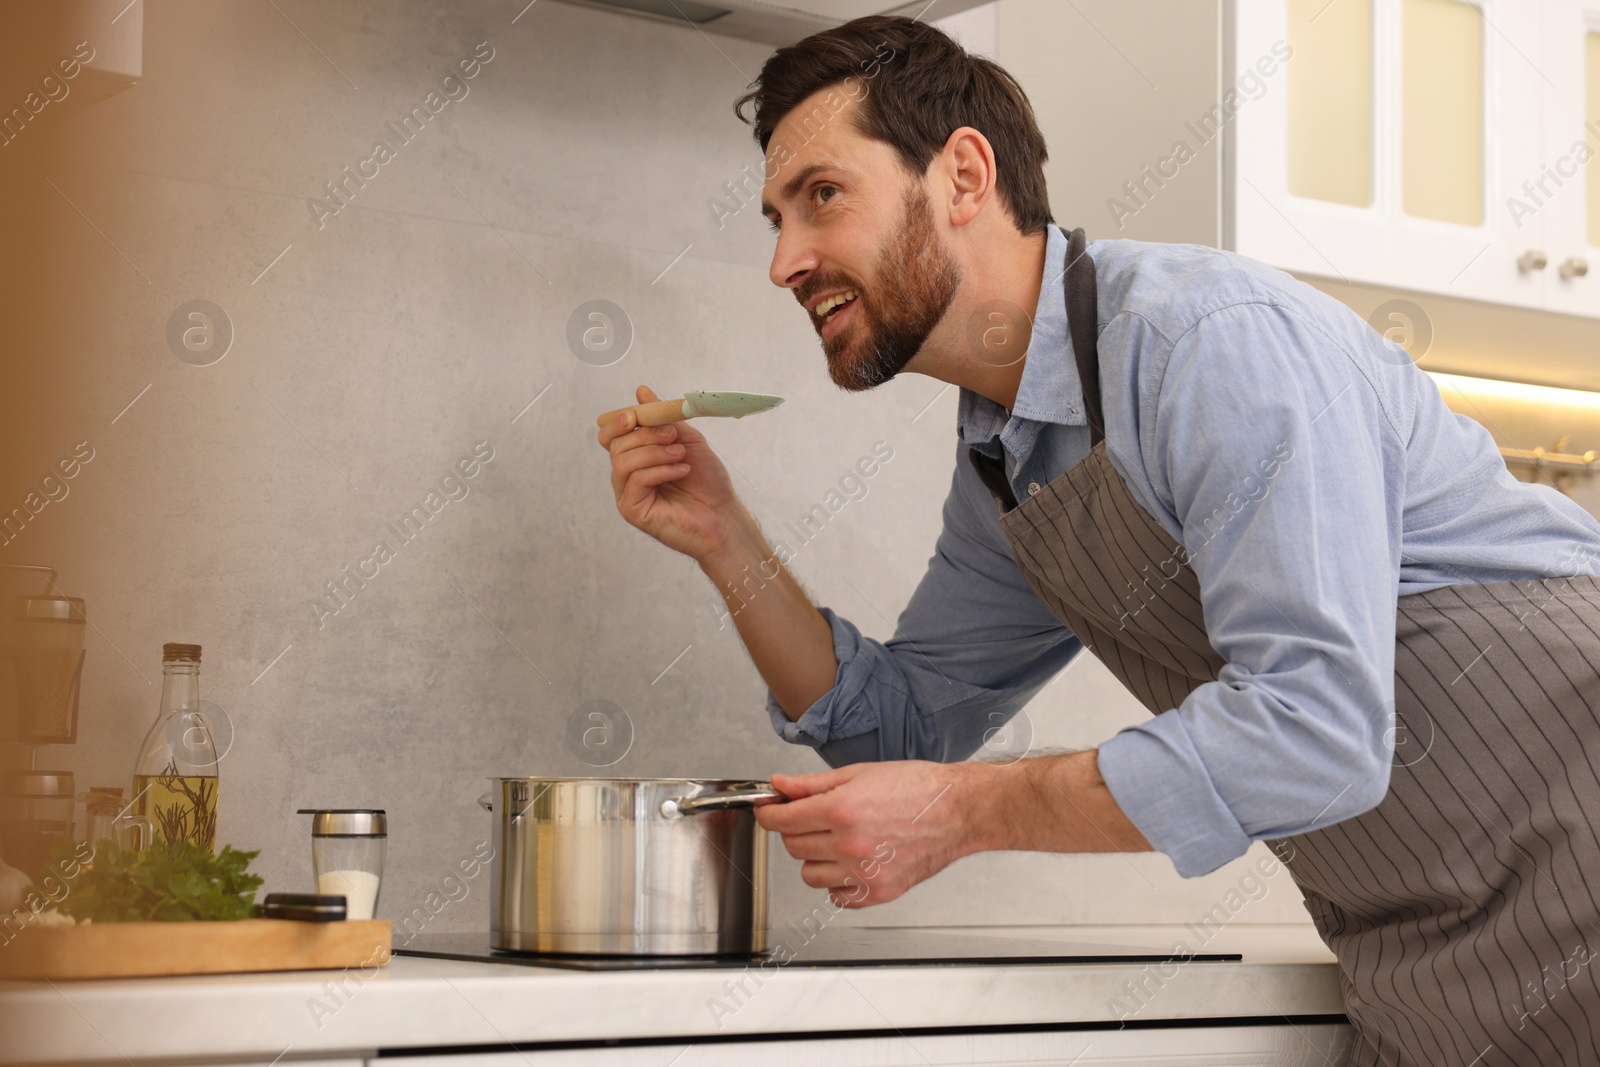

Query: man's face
[762,86,963,391]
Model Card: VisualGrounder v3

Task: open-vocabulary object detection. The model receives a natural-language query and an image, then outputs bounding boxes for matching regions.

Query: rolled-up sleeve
[766,438,1082,767]
[1096,301,1401,877]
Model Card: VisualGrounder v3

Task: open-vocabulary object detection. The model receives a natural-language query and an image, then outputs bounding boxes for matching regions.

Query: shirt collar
[955,223,1088,450]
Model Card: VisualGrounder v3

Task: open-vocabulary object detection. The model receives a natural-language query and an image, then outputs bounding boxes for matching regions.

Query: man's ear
[941,126,999,228]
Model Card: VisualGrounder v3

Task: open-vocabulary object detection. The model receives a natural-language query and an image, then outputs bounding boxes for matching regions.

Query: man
[596,15,1600,1065]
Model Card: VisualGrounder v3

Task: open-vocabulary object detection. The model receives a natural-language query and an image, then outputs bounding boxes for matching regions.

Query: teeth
[817,290,858,323]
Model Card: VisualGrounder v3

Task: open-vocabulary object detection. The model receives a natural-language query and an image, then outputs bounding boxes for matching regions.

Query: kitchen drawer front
[381,1021,1355,1065]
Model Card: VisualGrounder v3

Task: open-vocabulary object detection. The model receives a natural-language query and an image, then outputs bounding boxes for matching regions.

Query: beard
[810,184,963,392]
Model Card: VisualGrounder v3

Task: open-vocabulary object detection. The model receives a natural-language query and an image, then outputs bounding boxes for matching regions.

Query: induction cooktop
[394,927,1241,971]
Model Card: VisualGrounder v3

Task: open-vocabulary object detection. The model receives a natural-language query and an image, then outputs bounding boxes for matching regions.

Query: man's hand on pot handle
[757,754,1155,908]
[757,761,988,909]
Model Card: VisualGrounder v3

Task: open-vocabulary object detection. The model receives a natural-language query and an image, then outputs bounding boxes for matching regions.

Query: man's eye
[767,218,781,234]
[814,185,838,207]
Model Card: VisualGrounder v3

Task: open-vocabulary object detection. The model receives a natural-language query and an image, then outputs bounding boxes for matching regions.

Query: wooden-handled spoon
[596,390,784,428]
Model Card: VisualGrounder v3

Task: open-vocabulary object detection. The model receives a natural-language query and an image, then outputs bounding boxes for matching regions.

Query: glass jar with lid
[298,809,386,920]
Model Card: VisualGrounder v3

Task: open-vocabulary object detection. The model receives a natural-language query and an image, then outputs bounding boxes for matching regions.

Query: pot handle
[479,783,539,819]
[660,784,786,819]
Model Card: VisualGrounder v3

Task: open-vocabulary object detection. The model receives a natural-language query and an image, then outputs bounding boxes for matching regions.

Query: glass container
[131,643,218,851]
[81,786,126,848]
[2,594,85,743]
[298,809,386,920]
[0,770,74,882]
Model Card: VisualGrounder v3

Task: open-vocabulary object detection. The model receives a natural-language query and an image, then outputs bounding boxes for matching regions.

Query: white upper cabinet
[1230,0,1550,311]
[1540,0,1600,317]
[551,0,993,46]
[1002,0,1600,330]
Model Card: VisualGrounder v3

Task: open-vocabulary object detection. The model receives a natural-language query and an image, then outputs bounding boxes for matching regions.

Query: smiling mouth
[820,295,861,341]
[814,289,859,327]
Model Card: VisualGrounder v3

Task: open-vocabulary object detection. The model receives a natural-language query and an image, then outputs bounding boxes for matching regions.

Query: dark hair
[734,15,1053,236]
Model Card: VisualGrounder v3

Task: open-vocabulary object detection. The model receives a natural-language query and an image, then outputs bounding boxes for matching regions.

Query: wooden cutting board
[0,918,392,981]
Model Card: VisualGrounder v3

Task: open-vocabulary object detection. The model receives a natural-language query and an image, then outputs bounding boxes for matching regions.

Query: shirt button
[1028,482,1042,496]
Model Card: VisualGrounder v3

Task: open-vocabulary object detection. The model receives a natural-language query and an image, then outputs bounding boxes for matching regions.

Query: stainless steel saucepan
[479,777,784,956]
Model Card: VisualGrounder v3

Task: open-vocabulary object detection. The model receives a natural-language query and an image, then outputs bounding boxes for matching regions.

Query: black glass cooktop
[394,928,1241,971]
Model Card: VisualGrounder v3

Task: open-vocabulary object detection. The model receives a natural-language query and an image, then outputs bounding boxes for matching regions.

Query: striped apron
[969,228,1600,1066]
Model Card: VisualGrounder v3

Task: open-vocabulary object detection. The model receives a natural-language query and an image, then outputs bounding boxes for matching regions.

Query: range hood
[551,0,992,46]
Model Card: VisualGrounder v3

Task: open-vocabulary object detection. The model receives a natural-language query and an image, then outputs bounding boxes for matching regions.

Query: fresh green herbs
[43,839,263,923]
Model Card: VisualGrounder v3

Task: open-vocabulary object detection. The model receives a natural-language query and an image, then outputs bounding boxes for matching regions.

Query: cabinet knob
[1560,257,1590,280]
[1518,250,1549,272]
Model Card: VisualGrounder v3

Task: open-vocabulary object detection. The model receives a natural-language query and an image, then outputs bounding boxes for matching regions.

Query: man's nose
[769,230,819,291]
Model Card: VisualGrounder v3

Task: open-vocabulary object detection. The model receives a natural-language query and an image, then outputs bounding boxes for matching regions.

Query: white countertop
[0,924,1342,1065]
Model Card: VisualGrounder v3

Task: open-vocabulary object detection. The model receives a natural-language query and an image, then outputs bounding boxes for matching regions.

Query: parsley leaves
[47,839,264,923]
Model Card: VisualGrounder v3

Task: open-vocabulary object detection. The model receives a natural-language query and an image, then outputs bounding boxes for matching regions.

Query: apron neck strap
[1062,226,1103,446]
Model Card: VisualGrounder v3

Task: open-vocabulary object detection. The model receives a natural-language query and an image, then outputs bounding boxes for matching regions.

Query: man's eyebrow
[760,162,836,220]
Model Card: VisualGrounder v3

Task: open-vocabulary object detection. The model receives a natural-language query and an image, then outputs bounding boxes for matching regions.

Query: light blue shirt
[766,224,1600,878]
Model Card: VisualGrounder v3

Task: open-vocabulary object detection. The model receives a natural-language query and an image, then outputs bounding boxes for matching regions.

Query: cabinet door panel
[1285,0,1375,207]
[1402,0,1486,225]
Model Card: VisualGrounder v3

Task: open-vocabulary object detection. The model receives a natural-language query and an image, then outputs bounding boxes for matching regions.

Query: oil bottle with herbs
[131,643,218,851]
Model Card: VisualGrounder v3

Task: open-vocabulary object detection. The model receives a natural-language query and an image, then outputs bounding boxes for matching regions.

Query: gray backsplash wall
[4,0,1310,936]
